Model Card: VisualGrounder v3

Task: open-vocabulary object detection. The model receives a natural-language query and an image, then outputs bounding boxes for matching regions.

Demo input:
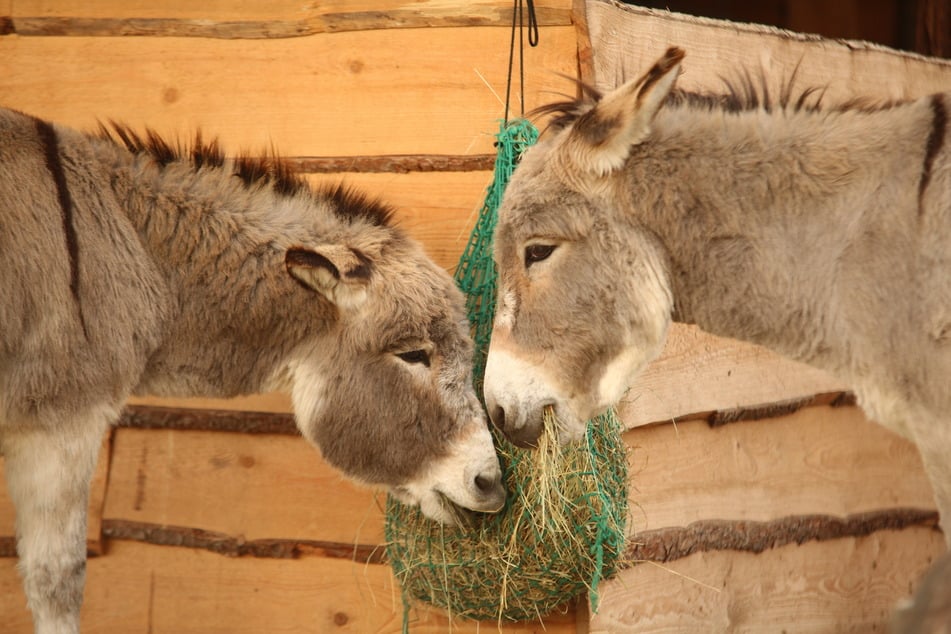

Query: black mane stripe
[97,123,394,227]
[320,182,396,228]
[534,73,906,131]
[35,116,88,338]
[920,93,947,215]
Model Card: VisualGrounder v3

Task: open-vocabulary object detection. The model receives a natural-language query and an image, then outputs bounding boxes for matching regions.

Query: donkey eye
[524,244,556,267]
[396,349,430,367]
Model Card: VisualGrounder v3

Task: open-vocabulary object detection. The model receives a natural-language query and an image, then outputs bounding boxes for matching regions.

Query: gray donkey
[0,108,505,634]
[482,46,950,616]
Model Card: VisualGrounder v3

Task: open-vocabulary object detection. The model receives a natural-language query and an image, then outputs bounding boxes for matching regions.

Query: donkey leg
[3,416,109,634]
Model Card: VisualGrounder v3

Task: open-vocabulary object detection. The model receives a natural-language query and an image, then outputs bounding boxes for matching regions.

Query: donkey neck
[91,139,339,397]
[622,98,936,368]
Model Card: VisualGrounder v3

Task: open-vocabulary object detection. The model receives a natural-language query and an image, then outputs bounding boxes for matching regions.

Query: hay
[384,407,628,623]
[384,118,630,627]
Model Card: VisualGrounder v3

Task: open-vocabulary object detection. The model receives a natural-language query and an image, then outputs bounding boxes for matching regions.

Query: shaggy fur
[483,47,951,548]
[0,108,504,634]
[485,47,951,628]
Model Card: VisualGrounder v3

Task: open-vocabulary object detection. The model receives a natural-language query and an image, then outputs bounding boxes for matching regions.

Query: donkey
[483,47,950,538]
[0,107,506,634]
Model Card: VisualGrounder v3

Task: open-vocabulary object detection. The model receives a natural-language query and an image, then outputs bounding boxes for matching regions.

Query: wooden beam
[5,1,572,38]
[572,0,596,86]
[287,153,495,174]
[627,509,940,563]
[0,26,578,157]
[591,528,947,633]
[117,404,298,435]
[101,519,384,563]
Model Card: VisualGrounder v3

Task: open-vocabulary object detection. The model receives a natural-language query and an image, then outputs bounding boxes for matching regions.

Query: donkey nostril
[489,405,506,431]
[474,473,498,495]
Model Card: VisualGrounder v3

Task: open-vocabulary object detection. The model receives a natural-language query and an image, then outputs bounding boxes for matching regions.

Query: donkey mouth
[436,490,506,528]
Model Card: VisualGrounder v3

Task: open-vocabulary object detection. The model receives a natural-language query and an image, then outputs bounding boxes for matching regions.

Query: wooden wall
[1,1,949,632]
[0,2,581,632]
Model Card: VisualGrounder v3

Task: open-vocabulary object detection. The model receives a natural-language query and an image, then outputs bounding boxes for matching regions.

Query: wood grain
[624,405,936,535]
[102,428,388,546]
[127,392,294,415]
[118,404,297,434]
[628,509,939,563]
[585,0,951,100]
[6,1,572,38]
[0,26,577,157]
[101,519,384,563]
[287,153,495,173]
[618,323,845,428]
[0,540,580,633]
[591,528,947,634]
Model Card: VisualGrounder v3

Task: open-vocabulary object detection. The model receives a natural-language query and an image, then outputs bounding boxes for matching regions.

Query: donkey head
[283,215,505,524]
[484,48,685,447]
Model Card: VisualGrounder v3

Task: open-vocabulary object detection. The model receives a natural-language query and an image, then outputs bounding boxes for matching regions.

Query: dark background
[626,0,950,57]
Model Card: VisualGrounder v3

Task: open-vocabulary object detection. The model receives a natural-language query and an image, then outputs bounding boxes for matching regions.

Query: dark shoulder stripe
[34,117,88,337]
[920,93,947,215]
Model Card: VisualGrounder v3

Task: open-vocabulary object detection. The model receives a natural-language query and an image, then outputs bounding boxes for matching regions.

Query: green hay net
[384,119,629,627]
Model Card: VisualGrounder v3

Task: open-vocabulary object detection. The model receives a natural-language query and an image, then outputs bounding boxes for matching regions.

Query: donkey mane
[535,69,910,132]
[98,122,395,228]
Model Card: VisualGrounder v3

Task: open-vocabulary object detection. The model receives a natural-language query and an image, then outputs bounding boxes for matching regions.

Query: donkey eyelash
[395,349,431,367]
[524,243,557,267]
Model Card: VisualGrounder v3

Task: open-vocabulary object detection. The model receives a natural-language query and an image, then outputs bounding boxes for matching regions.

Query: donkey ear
[568,47,684,176]
[285,245,372,310]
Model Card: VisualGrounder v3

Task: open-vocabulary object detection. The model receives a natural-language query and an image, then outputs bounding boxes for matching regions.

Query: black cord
[503,0,540,123]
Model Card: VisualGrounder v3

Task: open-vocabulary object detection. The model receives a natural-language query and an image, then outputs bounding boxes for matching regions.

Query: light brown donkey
[483,48,949,537]
[0,109,505,633]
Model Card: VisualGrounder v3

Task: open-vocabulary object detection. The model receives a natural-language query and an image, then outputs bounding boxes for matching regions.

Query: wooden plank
[618,324,845,428]
[628,509,938,564]
[590,528,947,633]
[624,405,936,536]
[573,0,596,86]
[584,0,951,99]
[0,434,112,557]
[6,1,572,37]
[0,540,580,633]
[0,25,577,157]
[288,154,496,173]
[102,428,388,547]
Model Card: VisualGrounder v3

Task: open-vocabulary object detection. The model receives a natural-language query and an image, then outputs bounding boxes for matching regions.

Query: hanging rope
[503,0,539,123]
